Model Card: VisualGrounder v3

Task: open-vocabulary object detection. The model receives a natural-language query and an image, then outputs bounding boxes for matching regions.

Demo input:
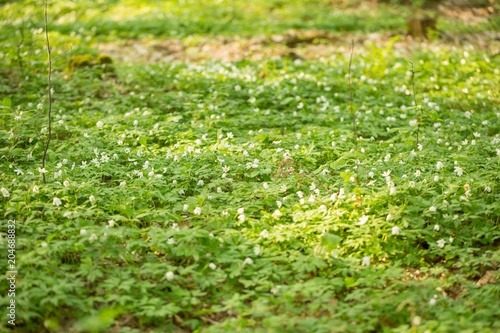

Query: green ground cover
[1,0,499,332]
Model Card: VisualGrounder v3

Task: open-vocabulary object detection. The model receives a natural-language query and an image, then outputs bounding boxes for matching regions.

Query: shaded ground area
[98,29,500,63]
[84,1,498,63]
[3,0,499,64]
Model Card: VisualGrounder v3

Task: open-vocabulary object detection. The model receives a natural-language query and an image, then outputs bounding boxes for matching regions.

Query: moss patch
[67,53,116,78]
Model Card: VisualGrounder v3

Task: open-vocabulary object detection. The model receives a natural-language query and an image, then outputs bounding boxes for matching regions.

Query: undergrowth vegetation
[1,0,499,332]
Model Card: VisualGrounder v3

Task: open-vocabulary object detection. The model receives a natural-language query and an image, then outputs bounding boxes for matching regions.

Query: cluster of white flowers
[330,188,346,202]
[392,226,401,235]
[260,229,269,238]
[165,271,175,281]
[272,210,282,219]
[1,188,9,198]
[297,191,305,205]
[243,257,253,265]
[246,159,259,169]
[362,256,371,267]
[270,285,282,294]
[221,165,230,179]
[358,215,369,225]
[89,233,98,243]
[437,239,446,248]
[237,208,245,222]
[381,170,397,195]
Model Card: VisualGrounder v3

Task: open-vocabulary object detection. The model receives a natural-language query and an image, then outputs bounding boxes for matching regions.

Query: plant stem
[42,0,52,183]
[348,40,357,149]
[409,61,420,147]
[348,40,361,184]
[16,26,24,72]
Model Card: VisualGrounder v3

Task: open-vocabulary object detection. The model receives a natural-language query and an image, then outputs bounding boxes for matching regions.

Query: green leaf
[280,97,294,105]
[2,97,12,108]
[339,172,352,182]
[322,233,341,248]
[75,307,122,332]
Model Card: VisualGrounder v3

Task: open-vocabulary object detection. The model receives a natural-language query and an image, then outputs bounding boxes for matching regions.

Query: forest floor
[1,1,499,332]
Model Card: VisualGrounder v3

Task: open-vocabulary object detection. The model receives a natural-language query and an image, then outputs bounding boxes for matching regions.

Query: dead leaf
[476,270,497,286]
